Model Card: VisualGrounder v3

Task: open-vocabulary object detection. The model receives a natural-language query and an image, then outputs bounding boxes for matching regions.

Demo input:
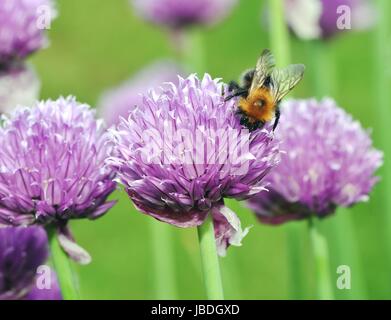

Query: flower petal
[57,226,91,265]
[212,204,250,257]
[88,200,117,220]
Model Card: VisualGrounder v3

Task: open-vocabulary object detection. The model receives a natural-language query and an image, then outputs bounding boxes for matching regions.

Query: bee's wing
[250,49,276,91]
[270,64,305,103]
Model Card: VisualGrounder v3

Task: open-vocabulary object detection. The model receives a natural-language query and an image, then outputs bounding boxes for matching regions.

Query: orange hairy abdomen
[238,87,276,123]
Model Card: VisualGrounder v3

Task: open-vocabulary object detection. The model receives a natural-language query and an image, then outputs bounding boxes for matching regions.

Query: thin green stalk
[375,0,391,270]
[183,29,206,75]
[268,0,307,299]
[308,32,366,300]
[307,40,336,98]
[286,223,306,299]
[150,221,177,299]
[268,0,291,66]
[327,209,367,299]
[197,215,224,300]
[48,228,80,300]
[308,219,334,300]
[170,28,206,75]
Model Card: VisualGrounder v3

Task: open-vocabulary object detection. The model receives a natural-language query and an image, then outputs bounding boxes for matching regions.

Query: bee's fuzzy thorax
[239,87,275,123]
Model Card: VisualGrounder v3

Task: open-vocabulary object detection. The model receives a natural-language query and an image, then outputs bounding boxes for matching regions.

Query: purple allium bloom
[131,0,237,29]
[0,97,117,264]
[248,99,383,225]
[284,0,376,40]
[0,226,48,300]
[0,0,57,66]
[0,63,40,114]
[107,74,280,255]
[99,60,183,127]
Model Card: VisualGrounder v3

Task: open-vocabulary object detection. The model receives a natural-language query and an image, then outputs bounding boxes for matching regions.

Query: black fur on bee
[235,108,265,132]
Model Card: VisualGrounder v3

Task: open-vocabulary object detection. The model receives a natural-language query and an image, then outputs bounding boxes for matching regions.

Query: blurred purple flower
[99,60,183,127]
[248,98,383,225]
[0,226,47,300]
[107,74,280,255]
[0,63,40,114]
[284,0,376,40]
[0,0,57,66]
[131,0,237,29]
[0,97,117,264]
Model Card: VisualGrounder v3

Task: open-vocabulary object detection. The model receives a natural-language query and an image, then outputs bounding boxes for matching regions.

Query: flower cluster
[99,60,183,126]
[0,226,61,300]
[284,0,376,40]
[0,97,117,264]
[131,0,238,29]
[0,0,57,66]
[108,74,280,255]
[248,98,383,224]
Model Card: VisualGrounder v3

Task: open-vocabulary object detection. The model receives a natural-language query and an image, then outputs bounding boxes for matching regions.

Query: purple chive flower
[0,0,57,66]
[0,64,40,114]
[99,60,183,127]
[0,226,48,300]
[284,0,376,40]
[0,97,117,264]
[131,0,238,29]
[248,98,383,225]
[107,74,280,255]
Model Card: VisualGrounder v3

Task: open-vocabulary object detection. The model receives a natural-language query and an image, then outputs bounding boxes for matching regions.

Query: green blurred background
[30,0,388,299]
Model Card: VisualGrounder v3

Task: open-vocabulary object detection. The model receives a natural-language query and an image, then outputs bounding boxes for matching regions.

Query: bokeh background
[30,0,388,299]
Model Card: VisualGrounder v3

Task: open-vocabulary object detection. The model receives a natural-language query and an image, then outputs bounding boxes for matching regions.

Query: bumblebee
[225,49,305,131]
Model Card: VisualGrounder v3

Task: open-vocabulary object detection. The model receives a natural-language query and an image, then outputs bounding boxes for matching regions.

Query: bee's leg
[249,121,261,132]
[240,115,249,127]
[228,81,241,92]
[249,123,258,132]
[273,106,281,131]
[225,89,248,101]
[257,121,265,130]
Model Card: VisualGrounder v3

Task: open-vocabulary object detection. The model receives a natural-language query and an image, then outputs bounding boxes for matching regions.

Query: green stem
[170,28,206,75]
[308,31,366,300]
[268,0,291,67]
[197,215,224,300]
[150,221,177,299]
[269,0,307,299]
[307,40,336,98]
[327,210,367,299]
[375,0,391,270]
[48,228,80,300]
[286,223,306,299]
[308,219,334,300]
